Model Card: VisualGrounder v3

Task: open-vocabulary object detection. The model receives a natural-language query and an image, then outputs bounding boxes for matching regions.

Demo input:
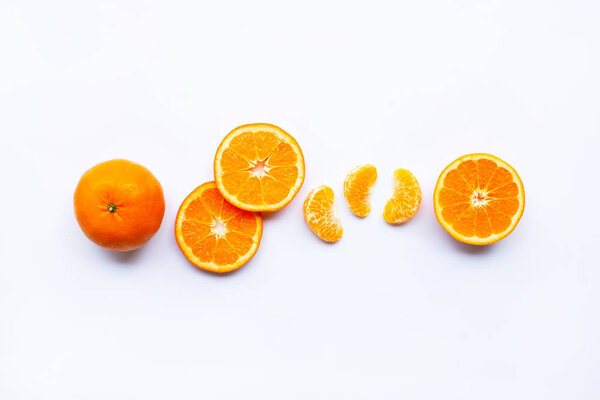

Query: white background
[1,0,598,398]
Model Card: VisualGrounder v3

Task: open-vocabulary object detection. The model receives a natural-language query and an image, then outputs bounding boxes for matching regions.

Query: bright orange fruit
[175,182,263,273]
[383,169,422,224]
[303,186,343,242]
[214,123,305,212]
[434,153,525,245]
[343,164,377,217]
[74,159,165,251]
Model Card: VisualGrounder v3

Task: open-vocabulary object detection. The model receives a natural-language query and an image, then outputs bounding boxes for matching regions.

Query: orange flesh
[344,164,377,217]
[434,154,525,245]
[215,124,305,212]
[303,186,343,243]
[383,169,421,224]
[175,182,262,273]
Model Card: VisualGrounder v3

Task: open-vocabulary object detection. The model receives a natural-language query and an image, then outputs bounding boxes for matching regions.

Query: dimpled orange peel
[74,159,165,251]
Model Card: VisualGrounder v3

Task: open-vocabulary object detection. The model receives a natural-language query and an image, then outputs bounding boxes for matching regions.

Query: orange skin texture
[74,159,165,251]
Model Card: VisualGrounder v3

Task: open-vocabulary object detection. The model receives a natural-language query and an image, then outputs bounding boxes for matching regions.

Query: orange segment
[254,130,281,160]
[219,148,252,172]
[236,176,263,205]
[267,142,298,167]
[175,182,263,273]
[261,176,289,205]
[383,169,422,224]
[228,131,258,161]
[268,166,299,187]
[214,123,305,212]
[343,164,377,217]
[303,185,343,243]
[434,153,525,245]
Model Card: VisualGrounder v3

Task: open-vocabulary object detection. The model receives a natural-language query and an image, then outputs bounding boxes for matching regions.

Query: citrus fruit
[433,153,525,245]
[74,159,165,251]
[303,185,343,242]
[343,164,377,217]
[175,182,263,273]
[383,169,422,224]
[214,123,305,212]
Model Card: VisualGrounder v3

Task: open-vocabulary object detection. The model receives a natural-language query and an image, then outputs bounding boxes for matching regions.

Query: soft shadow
[260,210,284,222]
[384,218,417,228]
[194,262,248,277]
[180,252,254,278]
[313,235,341,246]
[100,246,146,265]
[207,266,247,277]
[449,238,495,255]
[439,227,496,255]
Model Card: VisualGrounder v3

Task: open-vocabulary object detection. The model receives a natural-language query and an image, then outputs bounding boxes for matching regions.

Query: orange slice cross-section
[434,153,525,245]
[175,182,263,273]
[214,123,305,212]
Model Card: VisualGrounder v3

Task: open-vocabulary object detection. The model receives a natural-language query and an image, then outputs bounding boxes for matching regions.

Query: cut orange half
[175,182,263,273]
[434,153,525,245]
[214,123,305,212]
[303,185,343,243]
[343,164,377,217]
[383,169,421,224]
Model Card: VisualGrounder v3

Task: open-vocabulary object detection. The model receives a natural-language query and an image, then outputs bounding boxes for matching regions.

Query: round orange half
[214,123,305,212]
[434,153,525,245]
[175,182,263,273]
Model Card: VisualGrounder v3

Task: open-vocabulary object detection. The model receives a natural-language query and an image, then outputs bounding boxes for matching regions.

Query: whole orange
[74,159,165,251]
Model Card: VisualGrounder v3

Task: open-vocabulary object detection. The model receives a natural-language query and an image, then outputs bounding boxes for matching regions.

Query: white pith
[212,219,227,236]
[470,189,489,208]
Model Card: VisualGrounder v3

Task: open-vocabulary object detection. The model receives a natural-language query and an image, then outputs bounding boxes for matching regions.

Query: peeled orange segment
[434,153,525,245]
[343,164,377,217]
[383,169,422,224]
[303,186,343,243]
[175,182,263,273]
[214,123,305,212]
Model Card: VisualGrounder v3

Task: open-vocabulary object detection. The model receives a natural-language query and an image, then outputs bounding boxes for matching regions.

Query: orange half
[214,123,305,212]
[434,153,525,245]
[175,182,263,273]
[303,185,343,243]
